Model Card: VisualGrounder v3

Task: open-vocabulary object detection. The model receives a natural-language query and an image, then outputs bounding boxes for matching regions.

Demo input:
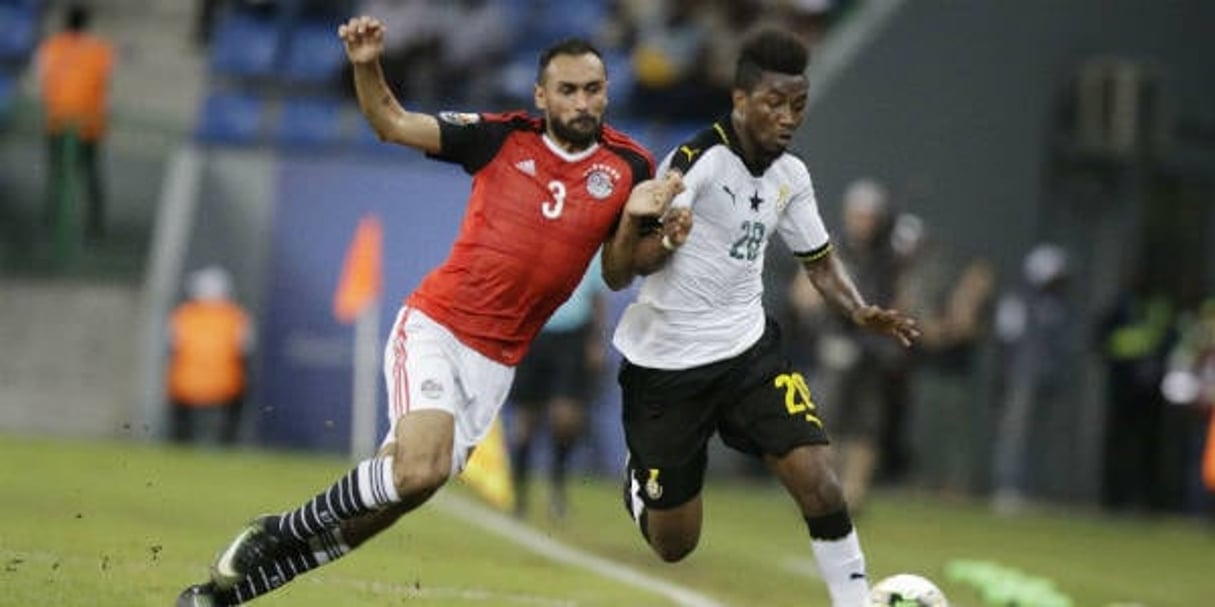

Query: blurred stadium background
[0,1,1212,605]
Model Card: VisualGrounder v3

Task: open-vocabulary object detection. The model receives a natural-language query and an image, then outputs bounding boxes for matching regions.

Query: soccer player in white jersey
[614,28,919,607]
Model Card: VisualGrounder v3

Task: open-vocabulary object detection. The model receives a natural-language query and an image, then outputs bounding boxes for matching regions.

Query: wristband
[661,234,678,252]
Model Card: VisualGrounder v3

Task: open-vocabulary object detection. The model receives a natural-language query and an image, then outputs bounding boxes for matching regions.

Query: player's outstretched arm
[339,16,440,153]
[801,249,920,347]
[601,172,685,290]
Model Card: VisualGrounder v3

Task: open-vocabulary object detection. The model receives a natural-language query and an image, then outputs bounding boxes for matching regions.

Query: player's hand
[625,171,684,218]
[338,16,385,65]
[660,206,693,251]
[851,305,921,347]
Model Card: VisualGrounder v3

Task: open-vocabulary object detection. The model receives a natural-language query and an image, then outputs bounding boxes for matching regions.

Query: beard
[549,114,602,149]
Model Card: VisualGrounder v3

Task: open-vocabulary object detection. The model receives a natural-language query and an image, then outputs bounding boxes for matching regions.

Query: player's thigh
[381,307,513,475]
[718,337,830,459]
[620,359,718,510]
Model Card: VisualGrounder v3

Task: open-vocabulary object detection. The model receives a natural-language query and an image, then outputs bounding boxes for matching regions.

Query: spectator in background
[435,0,512,107]
[508,257,607,520]
[349,0,442,105]
[991,243,1074,514]
[627,0,720,121]
[893,213,996,495]
[1097,269,1176,512]
[351,0,509,108]
[36,3,114,242]
[813,178,905,512]
[697,0,768,110]
[1160,298,1215,519]
[167,266,253,446]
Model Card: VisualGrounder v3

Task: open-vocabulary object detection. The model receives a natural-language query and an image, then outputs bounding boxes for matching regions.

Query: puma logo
[722,184,737,205]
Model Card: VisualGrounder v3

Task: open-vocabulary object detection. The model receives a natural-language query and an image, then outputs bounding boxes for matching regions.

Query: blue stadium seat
[194,91,265,145]
[272,96,343,148]
[279,20,344,85]
[209,12,280,79]
[0,4,38,61]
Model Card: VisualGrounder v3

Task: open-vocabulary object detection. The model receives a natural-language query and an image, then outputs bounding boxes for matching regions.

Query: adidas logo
[514,159,536,176]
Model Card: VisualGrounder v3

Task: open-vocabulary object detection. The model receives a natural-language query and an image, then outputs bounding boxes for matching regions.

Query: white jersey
[613,120,832,369]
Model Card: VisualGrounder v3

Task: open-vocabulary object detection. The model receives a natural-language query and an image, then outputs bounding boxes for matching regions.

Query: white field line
[436,493,727,607]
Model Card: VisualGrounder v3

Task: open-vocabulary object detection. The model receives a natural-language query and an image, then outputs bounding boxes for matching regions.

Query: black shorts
[510,325,593,407]
[620,320,830,509]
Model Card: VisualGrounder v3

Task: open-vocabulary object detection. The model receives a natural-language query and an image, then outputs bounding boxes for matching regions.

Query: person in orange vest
[36,4,115,241]
[167,266,253,446]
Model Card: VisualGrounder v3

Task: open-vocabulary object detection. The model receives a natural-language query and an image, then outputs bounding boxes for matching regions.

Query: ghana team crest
[645,468,663,500]
[585,162,620,200]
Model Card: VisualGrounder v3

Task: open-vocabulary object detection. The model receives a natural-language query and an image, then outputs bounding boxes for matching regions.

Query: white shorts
[381,307,515,474]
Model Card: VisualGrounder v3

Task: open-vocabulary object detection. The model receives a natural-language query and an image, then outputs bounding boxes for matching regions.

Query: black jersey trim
[793,242,833,263]
[668,125,728,175]
[716,116,788,177]
[602,124,656,186]
[428,110,539,175]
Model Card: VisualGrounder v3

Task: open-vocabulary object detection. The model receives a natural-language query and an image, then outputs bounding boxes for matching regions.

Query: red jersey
[407,111,653,365]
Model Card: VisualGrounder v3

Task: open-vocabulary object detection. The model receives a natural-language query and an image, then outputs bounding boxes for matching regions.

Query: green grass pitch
[0,434,1209,606]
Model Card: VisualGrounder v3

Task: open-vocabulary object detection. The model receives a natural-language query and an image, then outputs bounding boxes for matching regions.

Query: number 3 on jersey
[774,372,822,427]
[541,180,566,219]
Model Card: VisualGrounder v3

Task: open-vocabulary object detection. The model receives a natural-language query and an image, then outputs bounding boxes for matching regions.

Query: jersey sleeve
[663,126,721,210]
[426,111,522,174]
[777,166,832,263]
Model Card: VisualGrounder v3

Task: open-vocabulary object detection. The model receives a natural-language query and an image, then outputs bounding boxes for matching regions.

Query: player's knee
[650,534,699,563]
[808,474,847,514]
[392,456,451,496]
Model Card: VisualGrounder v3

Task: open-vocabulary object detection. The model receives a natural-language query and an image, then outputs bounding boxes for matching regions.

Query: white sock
[811,529,869,607]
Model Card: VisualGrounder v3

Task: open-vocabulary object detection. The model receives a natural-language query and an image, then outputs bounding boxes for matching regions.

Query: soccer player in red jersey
[177,15,684,606]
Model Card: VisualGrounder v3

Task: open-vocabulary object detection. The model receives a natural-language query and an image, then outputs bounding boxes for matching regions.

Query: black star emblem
[749,191,764,211]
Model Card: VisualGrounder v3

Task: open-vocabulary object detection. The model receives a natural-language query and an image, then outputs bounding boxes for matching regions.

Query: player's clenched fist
[338,16,384,64]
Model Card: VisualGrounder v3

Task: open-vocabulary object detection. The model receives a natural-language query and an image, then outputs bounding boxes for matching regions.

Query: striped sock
[219,528,351,605]
[275,456,399,542]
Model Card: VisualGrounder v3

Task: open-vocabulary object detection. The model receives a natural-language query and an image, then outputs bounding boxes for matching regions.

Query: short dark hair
[734,29,809,92]
[536,38,604,84]
[65,4,90,31]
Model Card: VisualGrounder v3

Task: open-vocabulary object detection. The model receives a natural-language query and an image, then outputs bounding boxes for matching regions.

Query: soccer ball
[867,573,949,606]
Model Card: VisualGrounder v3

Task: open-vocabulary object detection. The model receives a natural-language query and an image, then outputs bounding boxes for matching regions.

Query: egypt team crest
[420,378,444,399]
[585,163,620,200]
